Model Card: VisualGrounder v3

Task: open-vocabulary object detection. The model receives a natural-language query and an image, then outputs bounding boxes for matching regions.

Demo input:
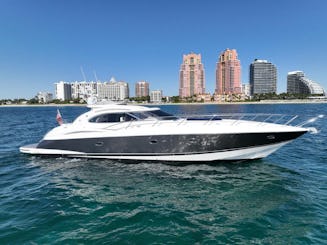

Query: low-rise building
[242,84,251,97]
[37,92,53,103]
[150,90,163,103]
[196,93,212,102]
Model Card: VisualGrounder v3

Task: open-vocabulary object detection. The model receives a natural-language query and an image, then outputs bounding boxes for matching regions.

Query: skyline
[1,0,327,99]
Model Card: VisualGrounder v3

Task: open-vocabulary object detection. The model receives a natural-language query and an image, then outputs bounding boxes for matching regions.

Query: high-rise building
[135,81,149,98]
[55,81,72,101]
[179,53,205,98]
[249,59,277,95]
[287,71,326,95]
[215,48,241,94]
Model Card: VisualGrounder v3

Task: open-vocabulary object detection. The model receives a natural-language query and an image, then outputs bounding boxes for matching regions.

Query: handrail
[178,113,299,126]
[285,115,298,125]
[96,113,308,130]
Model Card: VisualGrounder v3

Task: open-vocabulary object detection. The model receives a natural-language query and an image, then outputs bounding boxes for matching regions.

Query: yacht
[20,103,311,162]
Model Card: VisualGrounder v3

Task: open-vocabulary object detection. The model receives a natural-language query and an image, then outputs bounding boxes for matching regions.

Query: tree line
[1,93,323,105]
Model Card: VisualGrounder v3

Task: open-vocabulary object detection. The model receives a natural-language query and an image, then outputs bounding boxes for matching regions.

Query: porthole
[95,142,104,147]
[267,135,275,140]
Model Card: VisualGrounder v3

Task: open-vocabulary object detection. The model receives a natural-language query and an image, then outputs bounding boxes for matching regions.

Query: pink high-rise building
[135,81,149,97]
[179,53,205,98]
[215,49,242,94]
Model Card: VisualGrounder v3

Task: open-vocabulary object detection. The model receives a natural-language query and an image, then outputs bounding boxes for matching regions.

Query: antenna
[80,66,87,82]
[93,70,99,82]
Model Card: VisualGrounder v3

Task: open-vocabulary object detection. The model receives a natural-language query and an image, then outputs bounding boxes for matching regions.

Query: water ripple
[0,104,326,243]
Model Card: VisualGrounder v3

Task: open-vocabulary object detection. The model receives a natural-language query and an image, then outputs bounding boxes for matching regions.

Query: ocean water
[0,103,326,244]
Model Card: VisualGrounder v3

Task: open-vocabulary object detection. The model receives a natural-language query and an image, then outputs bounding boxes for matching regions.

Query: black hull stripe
[37,131,306,155]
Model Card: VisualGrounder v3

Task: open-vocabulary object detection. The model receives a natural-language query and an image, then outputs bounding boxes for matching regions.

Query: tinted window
[89,113,136,123]
[128,112,149,120]
[148,110,178,120]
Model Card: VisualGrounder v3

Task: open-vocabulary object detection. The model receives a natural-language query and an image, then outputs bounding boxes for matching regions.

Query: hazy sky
[1,0,327,99]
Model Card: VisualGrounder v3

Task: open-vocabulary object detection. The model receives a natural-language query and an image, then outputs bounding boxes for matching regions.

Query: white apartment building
[150,90,163,103]
[37,92,53,103]
[96,82,110,100]
[242,84,251,97]
[55,78,130,102]
[55,81,72,101]
[106,81,129,101]
[71,81,97,100]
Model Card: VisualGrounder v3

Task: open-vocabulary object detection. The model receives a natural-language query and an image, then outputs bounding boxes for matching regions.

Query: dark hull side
[37,131,306,155]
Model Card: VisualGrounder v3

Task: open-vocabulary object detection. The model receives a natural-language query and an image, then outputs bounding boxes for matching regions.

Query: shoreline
[0,103,87,107]
[1,99,327,107]
[158,99,327,106]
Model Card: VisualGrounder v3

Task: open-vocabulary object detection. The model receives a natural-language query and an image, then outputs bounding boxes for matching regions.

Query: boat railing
[176,113,301,126]
[101,113,323,133]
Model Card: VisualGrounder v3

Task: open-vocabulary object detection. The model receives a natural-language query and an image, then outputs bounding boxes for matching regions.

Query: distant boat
[20,103,313,162]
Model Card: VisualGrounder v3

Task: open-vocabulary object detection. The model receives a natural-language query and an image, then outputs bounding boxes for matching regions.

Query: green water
[0,104,326,244]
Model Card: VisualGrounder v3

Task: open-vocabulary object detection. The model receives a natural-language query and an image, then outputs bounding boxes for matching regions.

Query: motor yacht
[20,103,311,162]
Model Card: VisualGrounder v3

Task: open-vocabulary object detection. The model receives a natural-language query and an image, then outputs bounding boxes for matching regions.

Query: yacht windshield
[89,113,137,123]
[127,112,149,120]
[129,110,178,120]
[147,110,179,120]
[89,109,178,123]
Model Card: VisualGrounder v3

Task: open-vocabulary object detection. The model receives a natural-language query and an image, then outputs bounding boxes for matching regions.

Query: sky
[1,0,327,99]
